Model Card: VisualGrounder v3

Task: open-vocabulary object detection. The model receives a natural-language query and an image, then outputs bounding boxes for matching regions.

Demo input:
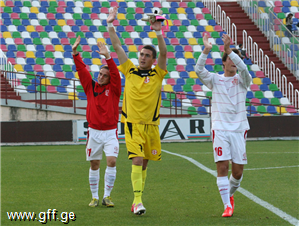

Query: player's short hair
[101,65,109,71]
[222,48,240,62]
[142,45,157,59]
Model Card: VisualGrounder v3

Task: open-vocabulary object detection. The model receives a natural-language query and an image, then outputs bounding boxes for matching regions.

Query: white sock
[217,176,232,209]
[103,166,116,198]
[229,174,243,197]
[89,168,99,200]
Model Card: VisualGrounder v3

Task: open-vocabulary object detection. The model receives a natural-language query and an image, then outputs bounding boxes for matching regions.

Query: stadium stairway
[217,1,299,90]
[0,73,21,100]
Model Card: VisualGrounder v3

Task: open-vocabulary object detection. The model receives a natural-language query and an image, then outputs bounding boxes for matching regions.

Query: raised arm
[150,20,167,70]
[107,6,128,65]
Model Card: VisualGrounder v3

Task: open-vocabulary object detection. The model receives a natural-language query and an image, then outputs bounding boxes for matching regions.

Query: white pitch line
[162,149,299,226]
[244,165,299,171]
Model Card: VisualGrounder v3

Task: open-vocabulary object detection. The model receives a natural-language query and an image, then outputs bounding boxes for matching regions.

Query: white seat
[87,38,97,45]
[30,19,39,26]
[177,59,186,65]
[202,85,210,92]
[15,85,27,93]
[99,14,107,20]
[90,65,100,72]
[16,58,26,65]
[93,19,102,26]
[42,38,51,45]
[211,52,222,59]
[75,1,84,7]
[5,38,15,45]
[281,37,291,44]
[32,1,41,7]
[208,38,216,45]
[169,71,180,78]
[196,91,206,99]
[43,65,53,72]
[251,64,260,71]
[37,13,46,20]
[143,38,152,45]
[8,25,17,32]
[161,2,170,8]
[264,91,274,98]
[21,31,30,38]
[137,20,146,26]
[290,6,299,13]
[178,14,187,20]
[199,20,208,26]
[162,79,166,86]
[131,32,140,38]
[187,25,197,32]
[46,72,55,78]
[26,45,36,52]
[182,99,192,107]
[266,1,274,7]
[64,13,73,20]
[66,85,74,93]
[184,32,193,38]
[131,59,139,66]
[62,25,72,32]
[21,6,30,13]
[282,112,292,116]
[74,7,83,13]
[49,32,58,39]
[54,52,63,58]
[280,97,291,106]
[193,45,202,52]
[127,2,136,7]
[94,32,103,39]
[64,58,74,65]
[260,13,269,19]
[193,8,202,14]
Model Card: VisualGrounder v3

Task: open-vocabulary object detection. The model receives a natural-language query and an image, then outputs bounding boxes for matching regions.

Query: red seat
[111,52,118,58]
[11,13,20,19]
[5,1,14,7]
[46,45,55,52]
[125,26,134,32]
[273,7,281,13]
[202,32,211,38]
[16,51,25,58]
[196,14,204,20]
[8,58,16,64]
[45,58,55,65]
[167,52,175,58]
[67,32,76,38]
[47,13,55,20]
[202,8,210,14]
[167,78,176,85]
[274,1,283,7]
[193,84,202,92]
[90,13,99,19]
[103,32,110,39]
[125,38,133,45]
[256,71,265,78]
[82,45,92,52]
[170,38,179,45]
[286,105,296,113]
[206,58,214,65]
[179,2,187,8]
[47,85,57,93]
[153,2,162,7]
[67,20,75,26]
[176,65,185,72]
[250,84,260,91]
[101,7,109,13]
[34,65,43,72]
[173,20,181,26]
[251,98,260,106]
[81,26,89,32]
[138,45,144,51]
[136,8,144,14]
[14,38,24,45]
[214,25,223,32]
[56,72,65,78]
[36,26,44,32]
[57,7,65,14]
[192,99,201,107]
[113,20,120,26]
[58,1,66,7]
[177,92,186,99]
[184,45,193,52]
[61,38,70,45]
[110,2,118,7]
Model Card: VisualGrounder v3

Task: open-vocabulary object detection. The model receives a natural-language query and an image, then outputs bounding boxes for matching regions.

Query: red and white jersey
[195,51,252,131]
[73,54,121,131]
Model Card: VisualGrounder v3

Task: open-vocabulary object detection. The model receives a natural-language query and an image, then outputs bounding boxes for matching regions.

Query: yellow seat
[84,1,92,7]
[163,84,173,92]
[189,71,197,78]
[68,92,78,100]
[3,32,12,38]
[263,113,271,116]
[258,7,265,13]
[97,38,106,44]
[252,78,262,85]
[27,25,35,32]
[283,18,286,24]
[167,20,173,26]
[273,44,281,51]
[128,45,138,52]
[0,1,5,7]
[148,31,156,38]
[41,78,51,86]
[185,52,194,59]
[116,0,125,2]
[291,1,299,6]
[117,14,126,20]
[92,58,102,65]
[277,106,287,114]
[177,8,186,14]
[205,25,214,32]
[14,64,24,72]
[188,38,198,45]
[26,51,35,58]
[55,45,64,52]
[275,30,284,37]
[30,7,39,14]
[57,20,66,26]
[75,72,79,79]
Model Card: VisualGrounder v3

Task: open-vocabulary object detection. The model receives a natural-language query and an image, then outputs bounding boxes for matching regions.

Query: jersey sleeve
[73,53,92,92]
[229,51,252,88]
[117,59,134,79]
[195,53,215,90]
[154,63,168,79]
[106,58,121,97]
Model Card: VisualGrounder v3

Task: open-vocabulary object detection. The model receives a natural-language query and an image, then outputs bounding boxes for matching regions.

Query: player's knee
[107,157,116,167]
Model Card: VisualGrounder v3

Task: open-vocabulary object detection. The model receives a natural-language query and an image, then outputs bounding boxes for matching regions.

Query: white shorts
[86,127,119,161]
[212,130,248,164]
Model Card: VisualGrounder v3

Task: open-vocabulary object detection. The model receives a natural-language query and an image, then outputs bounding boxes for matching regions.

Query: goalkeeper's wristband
[108,23,114,28]
[155,30,162,36]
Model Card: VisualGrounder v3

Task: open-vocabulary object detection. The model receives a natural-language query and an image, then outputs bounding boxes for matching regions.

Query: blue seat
[22,19,30,26]
[58,32,67,39]
[65,72,74,79]
[15,1,23,7]
[24,65,33,72]
[67,1,75,7]
[26,58,35,65]
[122,45,129,52]
[91,45,100,52]
[244,58,252,65]
[173,85,183,92]
[83,59,92,65]
[116,26,125,32]
[56,13,64,20]
[53,65,62,72]
[78,92,87,100]
[52,38,61,45]
[121,78,125,86]
[249,71,256,78]
[262,77,271,85]
[196,78,203,86]
[82,13,90,20]
[75,20,84,26]
[119,2,127,7]
[114,58,120,66]
[45,25,53,32]
[202,99,211,106]
[41,1,49,7]
[102,20,107,26]
[118,7,126,14]
[106,38,112,45]
[167,32,175,38]
[220,31,227,37]
[170,26,179,32]
[196,26,205,32]
[186,65,194,72]
[39,7,48,13]
[187,92,196,100]
[55,58,64,65]
[92,8,100,14]
[175,52,184,58]
[172,99,182,107]
[57,86,67,93]
[193,32,202,38]
[186,8,193,14]
[61,79,70,86]
[144,8,152,13]
[182,20,190,26]
[187,59,196,65]
[180,71,189,78]
[31,78,40,86]
[216,38,224,45]
[170,2,179,7]
[198,106,207,115]
[143,26,151,32]
[247,106,257,114]
[196,2,205,8]
[2,13,10,19]
[145,2,153,7]
[31,32,40,38]
[169,8,177,14]
[261,98,270,105]
[71,26,80,32]
[140,32,148,38]
[208,20,217,26]
[13,7,21,13]
[17,25,26,32]
[72,65,76,71]
[164,38,170,45]
[205,65,213,72]
[246,91,254,99]
[92,2,101,7]
[267,105,277,114]
[27,85,36,93]
[260,84,269,91]
[4,19,12,26]
[176,78,185,85]
[135,14,142,20]
[290,44,299,51]
[91,52,100,59]
[258,1,267,7]
[215,59,222,65]
[282,1,291,7]
[89,26,97,32]
[129,20,137,26]
[80,38,88,45]
[134,38,143,45]
[161,92,166,100]
[49,19,57,26]
[29,13,37,19]
[85,32,94,38]
[8,45,17,52]
[36,52,45,58]
[274,91,283,98]
[180,38,188,45]
[64,52,72,58]
[65,7,74,13]
[187,14,196,20]
[175,46,184,52]
[0,38,6,45]
[64,45,72,52]
[6,51,15,58]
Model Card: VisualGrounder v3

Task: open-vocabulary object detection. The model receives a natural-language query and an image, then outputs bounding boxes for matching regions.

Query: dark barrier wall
[1,121,73,143]
[1,117,298,143]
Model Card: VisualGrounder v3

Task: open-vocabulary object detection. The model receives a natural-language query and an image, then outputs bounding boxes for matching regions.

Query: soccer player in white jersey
[195,34,252,217]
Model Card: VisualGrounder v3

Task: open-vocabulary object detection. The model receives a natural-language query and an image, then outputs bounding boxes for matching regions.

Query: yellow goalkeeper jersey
[118,59,168,125]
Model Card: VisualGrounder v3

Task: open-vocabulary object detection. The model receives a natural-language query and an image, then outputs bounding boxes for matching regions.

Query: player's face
[223,56,237,76]
[98,68,110,85]
[139,49,156,70]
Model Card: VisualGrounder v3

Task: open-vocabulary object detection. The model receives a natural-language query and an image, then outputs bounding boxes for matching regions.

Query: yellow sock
[142,168,147,193]
[131,165,142,205]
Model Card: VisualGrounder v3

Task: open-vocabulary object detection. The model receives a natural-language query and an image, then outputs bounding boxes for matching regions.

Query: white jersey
[195,51,252,131]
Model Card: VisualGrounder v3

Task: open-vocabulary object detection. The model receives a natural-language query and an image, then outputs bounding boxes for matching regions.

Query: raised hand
[72,36,81,55]
[222,34,231,53]
[150,20,162,31]
[96,42,110,59]
[107,6,118,23]
[203,34,212,54]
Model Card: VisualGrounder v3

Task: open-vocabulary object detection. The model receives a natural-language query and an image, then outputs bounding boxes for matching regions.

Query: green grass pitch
[1,140,298,225]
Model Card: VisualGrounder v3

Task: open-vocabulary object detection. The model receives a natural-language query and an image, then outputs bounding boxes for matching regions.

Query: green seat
[76,32,85,38]
[188,106,197,115]
[84,20,93,26]
[45,51,54,59]
[161,8,169,14]
[167,93,176,100]
[290,38,299,44]
[167,64,176,72]
[167,46,175,52]
[211,32,220,38]
[51,78,60,86]
[136,2,145,7]
[214,65,223,72]
[179,26,187,32]
[168,58,177,65]
[49,1,58,7]
[187,2,196,8]
[40,32,49,38]
[101,2,110,7]
[76,85,84,92]
[264,7,270,13]
[17,45,27,52]
[73,13,82,20]
[128,52,138,59]
[82,52,91,59]
[134,26,143,32]
[54,25,62,32]
[12,32,21,38]
[63,65,72,72]
[26,73,35,80]
[126,14,135,20]
[40,19,49,26]
[206,91,212,98]
[183,84,193,92]
[186,78,195,85]
[36,58,45,65]
[48,7,57,14]
[211,45,220,52]
[21,78,31,87]
[110,46,115,52]
[170,14,178,20]
[99,26,107,32]
[127,8,135,14]
[254,91,264,99]
[119,38,125,45]
[13,19,21,26]
[4,7,12,13]
[120,20,129,26]
[277,13,285,19]
[257,105,267,113]
[152,38,158,45]
[23,1,32,7]
[37,85,46,93]
[269,84,279,91]
[83,7,91,14]
[245,98,250,106]
[162,100,172,107]
[33,38,42,45]
[271,98,280,105]
[198,38,203,45]
[175,32,185,38]
[20,13,29,20]
[121,32,130,39]
[204,14,213,20]
[191,20,199,26]
[194,52,201,60]
[120,94,123,100]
